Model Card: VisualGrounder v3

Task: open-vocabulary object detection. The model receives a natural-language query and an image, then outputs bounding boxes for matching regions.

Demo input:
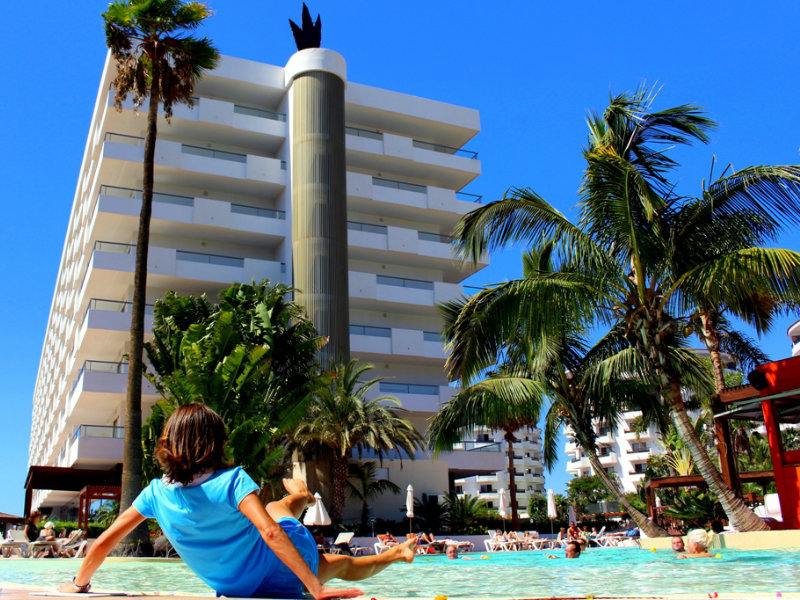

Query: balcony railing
[104,132,144,146]
[348,221,387,235]
[376,275,434,291]
[418,231,453,244]
[100,185,194,207]
[379,382,439,395]
[231,203,286,220]
[350,324,391,338]
[455,191,483,203]
[233,104,286,122]
[176,250,244,268]
[372,177,426,194]
[181,144,247,164]
[95,240,135,254]
[412,139,478,160]
[72,424,124,440]
[423,331,441,342]
[451,441,503,452]
[81,298,154,330]
[345,125,383,140]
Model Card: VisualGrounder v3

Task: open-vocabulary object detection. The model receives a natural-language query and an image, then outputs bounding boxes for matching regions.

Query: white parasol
[406,484,414,533]
[302,492,331,526]
[498,488,508,519]
[547,488,557,533]
[568,504,577,525]
[547,488,558,520]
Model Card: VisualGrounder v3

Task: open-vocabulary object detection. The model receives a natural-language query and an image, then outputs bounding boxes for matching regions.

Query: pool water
[1,547,799,597]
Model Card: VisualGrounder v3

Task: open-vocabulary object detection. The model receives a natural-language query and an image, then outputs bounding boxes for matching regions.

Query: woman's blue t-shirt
[133,467,276,597]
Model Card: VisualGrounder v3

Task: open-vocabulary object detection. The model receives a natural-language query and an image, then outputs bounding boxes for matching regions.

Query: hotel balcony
[598,452,618,467]
[66,360,158,425]
[73,299,154,365]
[623,429,653,441]
[90,185,287,250]
[347,221,483,283]
[568,457,591,471]
[75,241,287,310]
[99,133,286,197]
[103,94,287,157]
[350,325,445,364]
[345,126,480,190]
[347,172,482,227]
[370,383,456,414]
[626,450,651,462]
[349,271,462,315]
[64,424,124,468]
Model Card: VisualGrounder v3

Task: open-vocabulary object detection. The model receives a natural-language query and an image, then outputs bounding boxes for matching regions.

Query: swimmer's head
[686,529,711,552]
[446,545,458,559]
[671,536,685,552]
[565,540,581,559]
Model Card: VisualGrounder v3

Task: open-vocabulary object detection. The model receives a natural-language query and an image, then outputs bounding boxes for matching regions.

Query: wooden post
[712,394,741,497]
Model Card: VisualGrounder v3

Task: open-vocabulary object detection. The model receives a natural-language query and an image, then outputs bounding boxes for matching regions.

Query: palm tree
[346,462,401,530]
[447,86,800,531]
[102,0,219,545]
[428,373,545,530]
[290,360,425,524]
[143,282,325,492]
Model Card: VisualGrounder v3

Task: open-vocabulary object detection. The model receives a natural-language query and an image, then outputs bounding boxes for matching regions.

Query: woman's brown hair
[155,403,230,485]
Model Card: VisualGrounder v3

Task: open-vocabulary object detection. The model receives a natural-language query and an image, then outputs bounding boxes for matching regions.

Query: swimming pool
[1,547,799,597]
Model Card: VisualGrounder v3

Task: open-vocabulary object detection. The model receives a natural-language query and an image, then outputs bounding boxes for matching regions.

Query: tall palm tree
[290,360,425,524]
[346,462,401,530]
[447,86,800,531]
[102,0,219,546]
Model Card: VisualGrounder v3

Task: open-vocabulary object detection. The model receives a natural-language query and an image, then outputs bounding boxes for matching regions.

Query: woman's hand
[310,585,363,599]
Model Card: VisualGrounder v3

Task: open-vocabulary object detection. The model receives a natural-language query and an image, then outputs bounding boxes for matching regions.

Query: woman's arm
[238,494,361,600]
[57,506,146,592]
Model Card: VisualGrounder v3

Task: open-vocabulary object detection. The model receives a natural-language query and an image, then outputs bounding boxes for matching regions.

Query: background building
[454,426,546,516]
[28,50,505,519]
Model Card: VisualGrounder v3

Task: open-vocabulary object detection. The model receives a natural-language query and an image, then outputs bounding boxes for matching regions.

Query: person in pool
[671,536,686,553]
[546,540,581,559]
[676,529,714,559]
[58,403,416,598]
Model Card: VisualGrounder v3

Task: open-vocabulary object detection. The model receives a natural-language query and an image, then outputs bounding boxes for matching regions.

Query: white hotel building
[28,50,509,519]
[454,426,546,516]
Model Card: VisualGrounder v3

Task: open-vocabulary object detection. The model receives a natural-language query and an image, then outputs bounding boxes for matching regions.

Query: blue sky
[1,1,799,516]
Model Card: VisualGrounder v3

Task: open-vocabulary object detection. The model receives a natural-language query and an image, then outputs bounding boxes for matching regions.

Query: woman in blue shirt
[59,403,416,598]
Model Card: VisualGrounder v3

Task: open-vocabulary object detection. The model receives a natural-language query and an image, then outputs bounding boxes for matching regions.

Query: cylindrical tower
[285,49,349,367]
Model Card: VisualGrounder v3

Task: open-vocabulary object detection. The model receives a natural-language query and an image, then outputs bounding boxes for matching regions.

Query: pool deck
[2,587,800,600]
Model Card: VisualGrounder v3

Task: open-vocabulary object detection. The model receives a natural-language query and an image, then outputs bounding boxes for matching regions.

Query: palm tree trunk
[700,313,727,392]
[504,429,519,530]
[583,449,667,537]
[330,452,349,524]
[664,380,767,531]
[120,62,160,552]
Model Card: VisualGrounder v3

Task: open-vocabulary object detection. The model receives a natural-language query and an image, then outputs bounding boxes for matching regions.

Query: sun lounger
[330,532,368,556]
[0,530,29,557]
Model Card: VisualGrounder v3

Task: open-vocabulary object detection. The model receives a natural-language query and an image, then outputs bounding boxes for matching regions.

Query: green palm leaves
[291,360,425,523]
[103,0,219,117]
[443,84,800,532]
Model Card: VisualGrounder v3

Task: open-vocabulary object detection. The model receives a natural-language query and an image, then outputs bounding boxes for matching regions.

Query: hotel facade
[28,49,513,520]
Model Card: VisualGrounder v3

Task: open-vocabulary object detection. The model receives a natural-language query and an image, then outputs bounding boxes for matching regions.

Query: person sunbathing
[676,529,715,559]
[59,403,416,598]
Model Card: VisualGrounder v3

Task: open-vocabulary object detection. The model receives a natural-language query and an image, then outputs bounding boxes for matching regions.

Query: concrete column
[285,49,350,366]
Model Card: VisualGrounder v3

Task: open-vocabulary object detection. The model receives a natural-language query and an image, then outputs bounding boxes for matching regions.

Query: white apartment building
[564,413,658,493]
[28,50,505,518]
[564,349,738,493]
[454,427,546,516]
